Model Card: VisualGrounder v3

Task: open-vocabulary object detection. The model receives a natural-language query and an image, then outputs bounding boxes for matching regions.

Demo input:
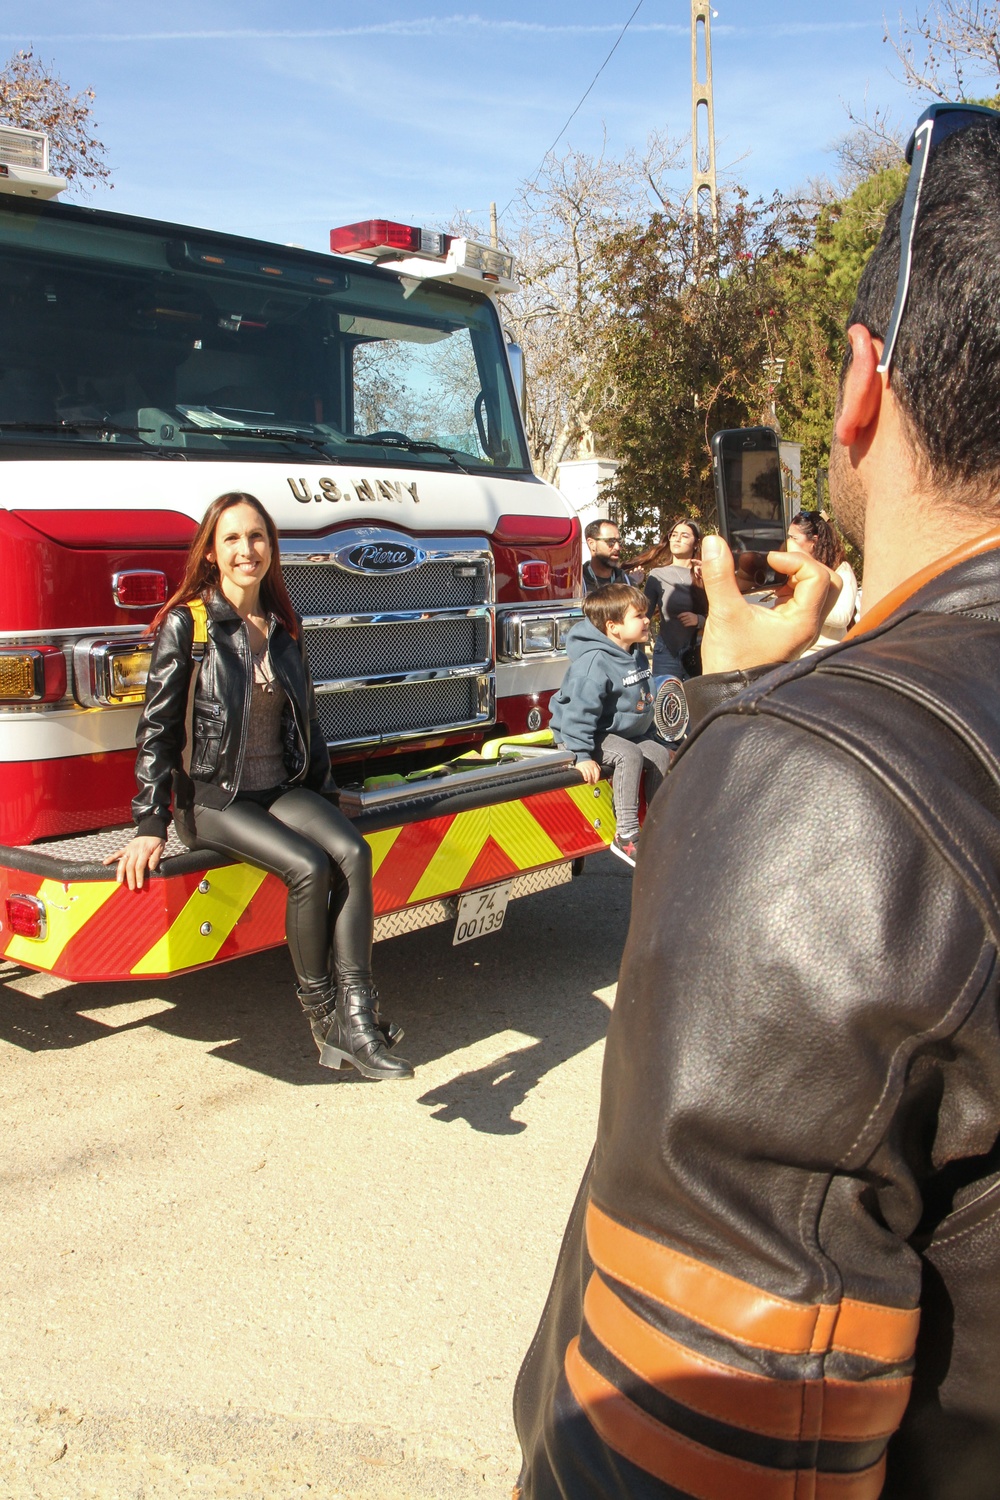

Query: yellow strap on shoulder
[186,597,208,647]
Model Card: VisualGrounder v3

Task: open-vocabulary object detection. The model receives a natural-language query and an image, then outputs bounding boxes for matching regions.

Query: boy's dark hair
[583,583,647,635]
[849,120,1000,505]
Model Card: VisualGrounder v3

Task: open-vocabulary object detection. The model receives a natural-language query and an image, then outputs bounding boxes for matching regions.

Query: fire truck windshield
[0,201,530,472]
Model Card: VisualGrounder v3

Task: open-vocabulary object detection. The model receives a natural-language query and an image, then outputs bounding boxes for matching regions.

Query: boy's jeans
[596,732,672,841]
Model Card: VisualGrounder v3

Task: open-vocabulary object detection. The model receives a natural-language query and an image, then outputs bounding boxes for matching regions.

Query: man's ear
[835,324,884,449]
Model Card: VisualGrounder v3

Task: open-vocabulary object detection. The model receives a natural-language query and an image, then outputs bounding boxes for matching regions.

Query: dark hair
[152,492,298,637]
[583,582,647,634]
[628,517,703,573]
[849,119,1000,501]
[790,511,844,571]
[667,517,703,558]
[628,540,674,572]
[584,517,619,544]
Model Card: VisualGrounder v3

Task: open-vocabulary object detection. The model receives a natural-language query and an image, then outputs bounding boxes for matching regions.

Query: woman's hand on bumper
[103,835,166,890]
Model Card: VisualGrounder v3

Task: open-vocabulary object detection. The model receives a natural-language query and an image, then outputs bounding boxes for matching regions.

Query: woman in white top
[785,510,859,656]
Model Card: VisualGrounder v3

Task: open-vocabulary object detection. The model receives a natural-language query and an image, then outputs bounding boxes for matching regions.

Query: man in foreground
[515,105,1000,1499]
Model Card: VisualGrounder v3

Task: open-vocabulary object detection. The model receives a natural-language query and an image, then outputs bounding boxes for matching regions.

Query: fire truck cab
[0,124,615,982]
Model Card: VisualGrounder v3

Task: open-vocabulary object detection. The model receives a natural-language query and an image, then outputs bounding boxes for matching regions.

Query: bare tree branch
[838,91,907,188]
[0,48,111,190]
[885,1,1000,100]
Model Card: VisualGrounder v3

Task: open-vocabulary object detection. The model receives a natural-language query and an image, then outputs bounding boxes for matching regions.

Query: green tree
[592,191,800,543]
[0,48,110,189]
[775,166,907,507]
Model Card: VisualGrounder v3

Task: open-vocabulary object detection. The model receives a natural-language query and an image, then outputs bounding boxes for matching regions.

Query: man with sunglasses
[583,518,630,592]
[515,105,1000,1500]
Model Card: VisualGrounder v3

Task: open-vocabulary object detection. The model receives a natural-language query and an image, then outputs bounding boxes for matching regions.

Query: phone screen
[712,429,785,555]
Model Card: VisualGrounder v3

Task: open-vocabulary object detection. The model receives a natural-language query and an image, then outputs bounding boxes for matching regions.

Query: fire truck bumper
[0,754,616,983]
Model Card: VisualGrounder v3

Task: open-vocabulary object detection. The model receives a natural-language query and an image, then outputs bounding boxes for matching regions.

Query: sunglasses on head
[878,102,1000,377]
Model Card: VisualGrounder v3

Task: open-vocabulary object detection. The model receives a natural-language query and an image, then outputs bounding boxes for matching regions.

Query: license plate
[453,883,510,945]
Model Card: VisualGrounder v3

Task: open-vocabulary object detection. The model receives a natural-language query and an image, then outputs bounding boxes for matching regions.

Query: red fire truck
[0,125,615,983]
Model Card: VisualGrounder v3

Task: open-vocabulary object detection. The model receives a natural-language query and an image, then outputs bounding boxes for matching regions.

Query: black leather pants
[186,787,374,994]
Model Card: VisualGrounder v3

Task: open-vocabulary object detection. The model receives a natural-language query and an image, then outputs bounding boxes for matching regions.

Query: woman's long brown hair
[151,492,299,638]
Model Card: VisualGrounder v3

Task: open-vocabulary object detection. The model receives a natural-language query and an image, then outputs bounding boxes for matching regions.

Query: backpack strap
[187,598,208,660]
[181,599,208,777]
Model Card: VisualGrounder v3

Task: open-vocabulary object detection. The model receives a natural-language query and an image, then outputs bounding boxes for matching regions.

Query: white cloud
[0,15,879,44]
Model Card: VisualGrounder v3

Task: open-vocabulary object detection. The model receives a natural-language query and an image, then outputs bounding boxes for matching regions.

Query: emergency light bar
[329,219,517,294]
[330,220,452,259]
[0,125,67,199]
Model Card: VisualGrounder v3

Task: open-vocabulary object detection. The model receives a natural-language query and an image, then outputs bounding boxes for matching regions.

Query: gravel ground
[0,854,632,1499]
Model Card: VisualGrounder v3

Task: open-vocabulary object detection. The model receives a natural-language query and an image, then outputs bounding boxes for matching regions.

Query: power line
[498,0,646,222]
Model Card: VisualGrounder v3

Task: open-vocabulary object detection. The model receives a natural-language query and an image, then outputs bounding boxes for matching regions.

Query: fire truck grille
[316,677,483,744]
[281,545,494,745]
[304,617,490,681]
[283,560,488,614]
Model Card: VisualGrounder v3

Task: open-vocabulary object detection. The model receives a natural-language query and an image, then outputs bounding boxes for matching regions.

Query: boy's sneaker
[610,832,639,868]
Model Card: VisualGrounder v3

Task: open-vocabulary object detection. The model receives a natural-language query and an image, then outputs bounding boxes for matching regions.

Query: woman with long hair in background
[639,516,708,683]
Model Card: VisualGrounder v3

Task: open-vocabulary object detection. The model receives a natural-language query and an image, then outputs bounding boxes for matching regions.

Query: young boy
[549,582,672,867]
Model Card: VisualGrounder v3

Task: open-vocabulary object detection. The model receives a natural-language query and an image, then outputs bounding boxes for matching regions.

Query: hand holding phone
[699,535,831,673]
[734,550,782,593]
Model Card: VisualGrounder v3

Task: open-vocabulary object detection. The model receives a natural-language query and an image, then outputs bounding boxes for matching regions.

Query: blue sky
[2,4,940,250]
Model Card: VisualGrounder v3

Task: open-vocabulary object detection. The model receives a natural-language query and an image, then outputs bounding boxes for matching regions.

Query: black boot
[298,986,338,1060]
[298,985,403,1058]
[322,982,414,1080]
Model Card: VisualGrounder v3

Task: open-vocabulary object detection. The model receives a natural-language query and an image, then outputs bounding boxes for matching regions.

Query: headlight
[498,610,583,661]
[74,639,152,706]
[522,618,557,654]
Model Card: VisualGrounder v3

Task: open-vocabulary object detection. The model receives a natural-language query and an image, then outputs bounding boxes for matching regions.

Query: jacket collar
[205,588,240,622]
[849,525,1000,638]
[203,588,276,628]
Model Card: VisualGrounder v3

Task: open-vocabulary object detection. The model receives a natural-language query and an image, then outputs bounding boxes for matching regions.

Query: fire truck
[0,125,615,984]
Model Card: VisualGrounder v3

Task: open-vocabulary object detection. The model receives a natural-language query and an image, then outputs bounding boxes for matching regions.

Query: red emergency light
[518,560,550,590]
[330,220,452,260]
[5,893,47,940]
[492,514,575,546]
[112,570,168,608]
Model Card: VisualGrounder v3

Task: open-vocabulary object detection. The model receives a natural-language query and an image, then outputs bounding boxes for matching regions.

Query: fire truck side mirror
[506,342,527,417]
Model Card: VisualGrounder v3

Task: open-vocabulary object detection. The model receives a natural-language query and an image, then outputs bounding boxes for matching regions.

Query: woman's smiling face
[207,502,273,595]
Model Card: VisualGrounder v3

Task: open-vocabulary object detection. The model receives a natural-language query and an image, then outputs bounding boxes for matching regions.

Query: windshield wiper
[177,424,334,456]
[344,433,471,473]
[0,419,154,441]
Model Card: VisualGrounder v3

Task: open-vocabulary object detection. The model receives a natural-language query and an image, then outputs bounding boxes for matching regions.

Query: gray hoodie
[549,619,655,759]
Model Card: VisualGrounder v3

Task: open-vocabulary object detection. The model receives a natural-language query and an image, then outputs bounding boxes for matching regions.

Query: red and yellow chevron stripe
[0,783,615,982]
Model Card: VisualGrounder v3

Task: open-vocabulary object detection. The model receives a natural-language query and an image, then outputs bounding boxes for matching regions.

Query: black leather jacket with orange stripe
[132,590,330,839]
[515,546,1000,1500]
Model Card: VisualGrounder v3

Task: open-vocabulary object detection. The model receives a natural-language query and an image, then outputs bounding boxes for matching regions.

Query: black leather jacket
[515,545,1000,1500]
[132,590,330,839]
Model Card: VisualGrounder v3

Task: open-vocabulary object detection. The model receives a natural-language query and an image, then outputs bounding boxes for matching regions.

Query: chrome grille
[316,677,483,742]
[284,559,487,614]
[280,531,495,748]
[304,617,490,680]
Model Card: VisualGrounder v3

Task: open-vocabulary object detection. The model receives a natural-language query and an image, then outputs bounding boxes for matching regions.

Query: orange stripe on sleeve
[587,1203,918,1364]
[584,1273,911,1444]
[564,1337,887,1500]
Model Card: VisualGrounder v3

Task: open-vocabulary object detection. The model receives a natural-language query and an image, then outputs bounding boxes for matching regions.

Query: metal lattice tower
[691,1,719,261]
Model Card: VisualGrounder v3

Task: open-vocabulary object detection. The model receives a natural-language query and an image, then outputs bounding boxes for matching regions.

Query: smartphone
[711,427,788,587]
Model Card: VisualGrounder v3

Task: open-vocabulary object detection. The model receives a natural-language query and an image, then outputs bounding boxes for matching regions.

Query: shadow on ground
[0,856,632,1132]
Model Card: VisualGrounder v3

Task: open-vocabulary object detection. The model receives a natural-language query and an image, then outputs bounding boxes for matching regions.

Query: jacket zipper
[230,617,254,795]
[267,617,308,779]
